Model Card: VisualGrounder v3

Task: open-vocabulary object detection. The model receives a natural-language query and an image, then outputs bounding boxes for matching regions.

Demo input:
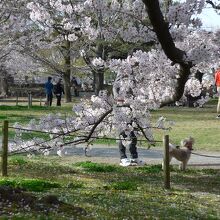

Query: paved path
[60,145,220,168]
[1,141,220,167]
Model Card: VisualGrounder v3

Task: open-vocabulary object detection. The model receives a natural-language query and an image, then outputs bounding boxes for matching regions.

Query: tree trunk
[63,40,72,102]
[63,71,71,102]
[164,0,172,14]
[94,69,104,96]
[0,77,8,97]
[93,40,105,95]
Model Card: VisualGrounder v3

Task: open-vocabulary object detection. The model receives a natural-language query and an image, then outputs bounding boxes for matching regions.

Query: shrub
[9,156,27,166]
[136,165,162,174]
[0,178,60,192]
[110,181,138,191]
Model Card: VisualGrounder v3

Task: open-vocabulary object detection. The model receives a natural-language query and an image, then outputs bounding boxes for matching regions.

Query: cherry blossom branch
[0,11,11,25]
[0,50,12,61]
[63,108,113,146]
[86,108,113,141]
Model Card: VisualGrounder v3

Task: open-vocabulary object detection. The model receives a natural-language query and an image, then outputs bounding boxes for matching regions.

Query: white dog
[163,137,194,171]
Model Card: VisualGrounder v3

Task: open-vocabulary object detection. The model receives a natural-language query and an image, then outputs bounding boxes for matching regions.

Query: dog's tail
[169,143,177,152]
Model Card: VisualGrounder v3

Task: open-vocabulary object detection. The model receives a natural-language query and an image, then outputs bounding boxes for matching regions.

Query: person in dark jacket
[54,78,64,106]
[44,76,53,106]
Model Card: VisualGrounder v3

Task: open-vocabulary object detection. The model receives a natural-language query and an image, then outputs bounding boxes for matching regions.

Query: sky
[199,7,220,30]
[176,0,220,30]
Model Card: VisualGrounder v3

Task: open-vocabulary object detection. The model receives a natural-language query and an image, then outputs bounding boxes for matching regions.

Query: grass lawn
[0,156,219,219]
[152,101,220,151]
[0,103,74,139]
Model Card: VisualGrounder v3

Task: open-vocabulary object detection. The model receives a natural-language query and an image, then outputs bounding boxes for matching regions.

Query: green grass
[9,155,28,166]
[74,161,122,172]
[0,156,219,219]
[0,178,60,192]
[151,103,220,150]
[110,181,138,190]
[0,104,73,125]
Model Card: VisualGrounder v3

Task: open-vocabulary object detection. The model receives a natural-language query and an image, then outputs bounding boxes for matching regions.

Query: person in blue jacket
[45,76,53,106]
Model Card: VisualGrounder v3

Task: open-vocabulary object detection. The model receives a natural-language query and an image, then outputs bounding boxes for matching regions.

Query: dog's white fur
[163,137,194,171]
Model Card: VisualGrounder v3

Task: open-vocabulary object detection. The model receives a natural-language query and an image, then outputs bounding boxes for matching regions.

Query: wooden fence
[0,93,43,108]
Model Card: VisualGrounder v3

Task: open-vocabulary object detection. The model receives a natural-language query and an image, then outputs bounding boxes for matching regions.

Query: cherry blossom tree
[0,0,29,96]
[25,0,157,96]
[10,0,220,155]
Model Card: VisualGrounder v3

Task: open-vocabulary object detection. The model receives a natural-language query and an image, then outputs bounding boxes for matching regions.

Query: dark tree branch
[134,120,152,143]
[159,64,191,107]
[0,50,11,61]
[86,108,113,142]
[82,53,98,73]
[142,0,193,106]
[0,11,11,25]
[142,0,189,65]
[206,0,220,9]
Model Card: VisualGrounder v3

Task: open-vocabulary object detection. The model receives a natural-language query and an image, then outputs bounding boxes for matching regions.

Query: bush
[9,156,27,166]
[0,178,60,192]
[110,181,138,191]
[136,165,162,174]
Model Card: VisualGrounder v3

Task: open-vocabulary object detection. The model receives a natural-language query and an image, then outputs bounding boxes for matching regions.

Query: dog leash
[191,152,220,158]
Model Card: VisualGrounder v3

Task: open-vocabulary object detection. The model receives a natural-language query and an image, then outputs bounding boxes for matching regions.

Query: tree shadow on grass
[171,169,220,194]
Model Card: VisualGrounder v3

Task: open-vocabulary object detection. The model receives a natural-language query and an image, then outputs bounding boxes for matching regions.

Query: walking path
[61,144,220,168]
[1,141,220,168]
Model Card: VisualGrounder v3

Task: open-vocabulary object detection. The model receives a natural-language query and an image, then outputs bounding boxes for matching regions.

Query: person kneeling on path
[119,129,145,167]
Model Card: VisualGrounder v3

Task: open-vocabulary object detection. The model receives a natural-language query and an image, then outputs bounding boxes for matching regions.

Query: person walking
[215,67,220,118]
[44,76,53,106]
[54,78,65,106]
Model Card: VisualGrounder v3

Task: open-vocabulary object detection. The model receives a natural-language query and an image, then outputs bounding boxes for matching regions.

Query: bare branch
[0,50,12,61]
